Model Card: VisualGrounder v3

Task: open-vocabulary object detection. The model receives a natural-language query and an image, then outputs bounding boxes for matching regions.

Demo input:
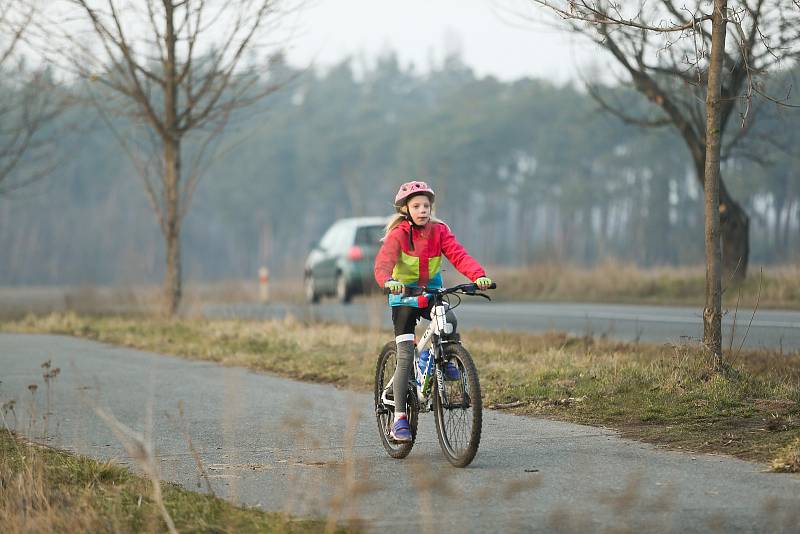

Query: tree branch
[530,0,712,32]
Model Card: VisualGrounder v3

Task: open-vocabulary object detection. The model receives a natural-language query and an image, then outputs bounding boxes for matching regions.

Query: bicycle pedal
[387,432,413,444]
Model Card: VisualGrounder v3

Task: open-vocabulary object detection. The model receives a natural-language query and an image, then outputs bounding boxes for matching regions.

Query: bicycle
[373,282,496,467]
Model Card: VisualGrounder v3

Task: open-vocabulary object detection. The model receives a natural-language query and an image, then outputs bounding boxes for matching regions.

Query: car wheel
[336,274,352,304]
[305,275,320,304]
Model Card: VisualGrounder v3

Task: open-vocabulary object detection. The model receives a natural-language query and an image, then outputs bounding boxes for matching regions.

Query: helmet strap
[402,211,426,252]
[398,202,428,253]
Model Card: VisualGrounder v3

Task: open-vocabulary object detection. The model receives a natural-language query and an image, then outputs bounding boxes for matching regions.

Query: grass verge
[771,438,800,473]
[0,428,340,533]
[3,312,800,471]
[489,261,800,309]
[3,262,799,321]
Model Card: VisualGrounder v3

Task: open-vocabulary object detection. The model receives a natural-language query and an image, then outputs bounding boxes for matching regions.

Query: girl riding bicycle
[374,180,492,442]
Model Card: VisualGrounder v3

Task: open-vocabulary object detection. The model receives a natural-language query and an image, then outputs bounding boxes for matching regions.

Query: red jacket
[374,220,485,307]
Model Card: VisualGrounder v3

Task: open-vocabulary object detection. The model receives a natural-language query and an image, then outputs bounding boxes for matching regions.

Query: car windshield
[354,225,384,246]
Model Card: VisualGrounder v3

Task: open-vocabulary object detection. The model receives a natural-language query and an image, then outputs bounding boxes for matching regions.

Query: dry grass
[3,313,800,470]
[0,279,306,320]
[3,312,384,389]
[0,429,338,533]
[771,438,800,473]
[2,261,799,322]
[489,261,800,309]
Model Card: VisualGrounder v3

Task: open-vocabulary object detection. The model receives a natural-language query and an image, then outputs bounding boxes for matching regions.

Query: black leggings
[391,303,458,337]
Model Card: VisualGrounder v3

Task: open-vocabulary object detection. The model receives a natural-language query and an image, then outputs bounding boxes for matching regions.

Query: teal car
[304,217,386,304]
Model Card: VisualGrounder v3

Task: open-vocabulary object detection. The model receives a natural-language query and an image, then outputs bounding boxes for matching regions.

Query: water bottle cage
[416,349,435,400]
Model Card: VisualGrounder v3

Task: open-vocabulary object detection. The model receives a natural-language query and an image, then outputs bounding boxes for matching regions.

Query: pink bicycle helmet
[394,180,435,208]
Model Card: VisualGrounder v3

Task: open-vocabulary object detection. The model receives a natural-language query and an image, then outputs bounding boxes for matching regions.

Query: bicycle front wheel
[433,343,482,467]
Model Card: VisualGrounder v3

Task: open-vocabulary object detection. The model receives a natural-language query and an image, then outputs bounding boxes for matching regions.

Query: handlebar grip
[383,289,406,296]
[473,282,496,291]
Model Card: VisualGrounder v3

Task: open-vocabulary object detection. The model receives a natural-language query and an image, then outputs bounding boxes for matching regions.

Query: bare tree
[702,0,728,360]
[0,0,64,195]
[517,0,800,365]
[44,0,296,315]
[521,0,799,284]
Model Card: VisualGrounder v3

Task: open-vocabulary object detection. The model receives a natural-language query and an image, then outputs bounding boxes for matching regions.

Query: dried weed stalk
[172,400,215,496]
[324,403,373,533]
[93,405,178,534]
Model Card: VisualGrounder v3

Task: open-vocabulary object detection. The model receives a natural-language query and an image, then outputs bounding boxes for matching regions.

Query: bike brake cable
[444,293,462,311]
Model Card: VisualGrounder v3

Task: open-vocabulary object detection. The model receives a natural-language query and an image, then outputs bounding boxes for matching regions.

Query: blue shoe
[444,360,461,381]
[390,415,412,442]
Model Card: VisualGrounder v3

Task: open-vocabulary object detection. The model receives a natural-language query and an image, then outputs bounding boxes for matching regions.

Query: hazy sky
[282,0,599,82]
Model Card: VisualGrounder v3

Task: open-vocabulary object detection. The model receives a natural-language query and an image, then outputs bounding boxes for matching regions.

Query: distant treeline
[1,53,798,285]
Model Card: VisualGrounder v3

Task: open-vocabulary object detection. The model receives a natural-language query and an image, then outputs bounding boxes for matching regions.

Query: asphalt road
[2,333,799,533]
[204,300,800,352]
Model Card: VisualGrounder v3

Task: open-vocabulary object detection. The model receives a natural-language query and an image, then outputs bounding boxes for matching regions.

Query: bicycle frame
[380,295,458,411]
[414,301,453,406]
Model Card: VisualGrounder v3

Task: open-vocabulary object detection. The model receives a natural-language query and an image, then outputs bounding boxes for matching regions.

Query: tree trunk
[772,192,782,250]
[163,137,182,316]
[719,181,749,281]
[161,2,183,317]
[516,201,528,265]
[780,177,794,258]
[702,0,727,366]
[690,160,749,283]
[163,3,181,317]
[597,203,608,261]
[647,174,670,265]
[782,199,795,257]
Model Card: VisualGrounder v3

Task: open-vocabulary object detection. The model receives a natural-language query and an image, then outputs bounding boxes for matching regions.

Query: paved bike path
[1,333,798,533]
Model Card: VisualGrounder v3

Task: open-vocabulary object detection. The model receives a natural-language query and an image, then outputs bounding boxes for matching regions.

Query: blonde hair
[383,213,406,238]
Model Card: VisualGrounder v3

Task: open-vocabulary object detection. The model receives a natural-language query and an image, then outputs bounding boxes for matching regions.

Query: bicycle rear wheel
[374,341,419,459]
[433,343,482,467]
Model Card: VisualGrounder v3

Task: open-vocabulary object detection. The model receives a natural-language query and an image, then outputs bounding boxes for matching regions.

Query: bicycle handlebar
[384,282,497,297]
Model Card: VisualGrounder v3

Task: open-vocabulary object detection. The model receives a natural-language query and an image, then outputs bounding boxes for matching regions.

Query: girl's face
[405,194,432,226]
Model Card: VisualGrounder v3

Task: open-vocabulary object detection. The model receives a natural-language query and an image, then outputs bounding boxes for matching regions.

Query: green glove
[474,276,492,290]
[385,279,405,295]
